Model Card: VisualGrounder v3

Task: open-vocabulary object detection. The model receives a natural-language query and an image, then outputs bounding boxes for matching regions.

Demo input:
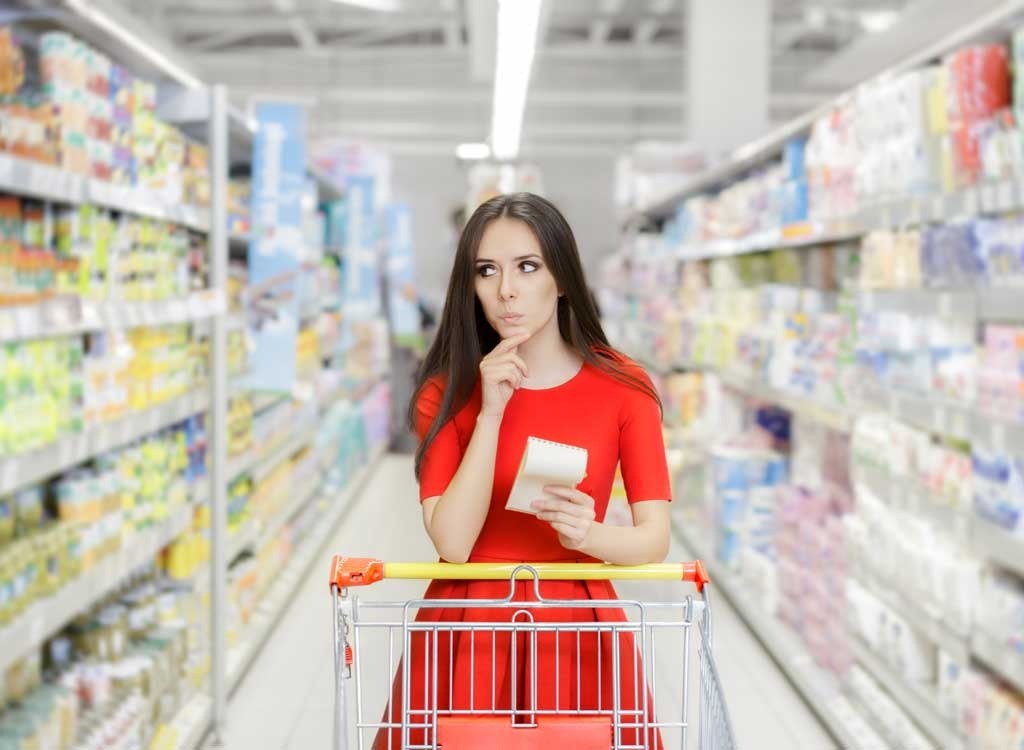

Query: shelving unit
[0,7,384,747]
[670,517,870,750]
[610,7,1024,746]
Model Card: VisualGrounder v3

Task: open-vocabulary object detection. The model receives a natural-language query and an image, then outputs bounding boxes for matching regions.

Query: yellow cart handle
[329,556,710,592]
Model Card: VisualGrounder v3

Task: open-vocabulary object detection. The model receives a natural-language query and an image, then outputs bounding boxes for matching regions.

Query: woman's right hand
[479,333,530,418]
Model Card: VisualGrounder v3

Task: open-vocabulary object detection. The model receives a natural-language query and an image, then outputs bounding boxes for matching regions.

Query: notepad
[505,436,589,515]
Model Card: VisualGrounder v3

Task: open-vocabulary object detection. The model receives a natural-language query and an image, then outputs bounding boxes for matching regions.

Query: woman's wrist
[476,411,503,425]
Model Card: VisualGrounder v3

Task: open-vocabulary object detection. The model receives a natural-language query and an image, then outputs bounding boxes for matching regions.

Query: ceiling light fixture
[327,0,401,11]
[456,142,491,160]
[64,0,204,89]
[860,9,900,33]
[490,0,543,161]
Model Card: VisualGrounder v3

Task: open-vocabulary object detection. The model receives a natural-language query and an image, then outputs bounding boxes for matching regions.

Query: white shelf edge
[971,628,1024,694]
[670,517,873,750]
[972,520,1024,577]
[0,389,210,495]
[977,288,1024,322]
[0,152,210,231]
[0,503,194,675]
[251,425,318,484]
[0,289,226,344]
[851,573,970,664]
[849,639,962,747]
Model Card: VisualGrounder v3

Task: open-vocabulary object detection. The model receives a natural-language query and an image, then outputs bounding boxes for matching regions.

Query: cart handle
[329,556,710,592]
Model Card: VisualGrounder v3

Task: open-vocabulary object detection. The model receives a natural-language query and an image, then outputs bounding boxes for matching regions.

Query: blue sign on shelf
[246,101,307,393]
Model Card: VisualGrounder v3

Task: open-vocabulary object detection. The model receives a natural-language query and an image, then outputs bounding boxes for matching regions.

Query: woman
[376,193,671,749]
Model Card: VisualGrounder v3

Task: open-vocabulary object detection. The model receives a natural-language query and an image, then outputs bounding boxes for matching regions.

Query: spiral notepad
[505,436,589,515]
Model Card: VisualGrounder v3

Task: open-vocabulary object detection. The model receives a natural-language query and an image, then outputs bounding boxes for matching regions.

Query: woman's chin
[497,320,530,337]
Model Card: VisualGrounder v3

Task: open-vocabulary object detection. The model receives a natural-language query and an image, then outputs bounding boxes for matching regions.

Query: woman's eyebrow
[475,254,542,263]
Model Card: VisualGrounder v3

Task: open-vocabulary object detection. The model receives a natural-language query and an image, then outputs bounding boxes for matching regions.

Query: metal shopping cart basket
[328,557,735,750]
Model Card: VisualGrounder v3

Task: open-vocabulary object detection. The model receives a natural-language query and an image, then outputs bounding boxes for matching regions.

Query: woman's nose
[498,276,516,301]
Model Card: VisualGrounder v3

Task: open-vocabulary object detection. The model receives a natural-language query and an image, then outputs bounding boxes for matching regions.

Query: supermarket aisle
[222,454,836,749]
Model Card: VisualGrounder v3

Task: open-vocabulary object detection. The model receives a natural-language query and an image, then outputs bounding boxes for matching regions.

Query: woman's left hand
[532,486,597,551]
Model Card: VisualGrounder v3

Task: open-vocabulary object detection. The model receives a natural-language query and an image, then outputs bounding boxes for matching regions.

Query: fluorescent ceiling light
[491,0,542,161]
[327,0,400,11]
[64,0,204,89]
[860,10,900,33]
[456,142,491,160]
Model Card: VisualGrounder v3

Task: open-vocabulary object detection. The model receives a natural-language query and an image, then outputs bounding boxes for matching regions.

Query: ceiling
[104,0,913,158]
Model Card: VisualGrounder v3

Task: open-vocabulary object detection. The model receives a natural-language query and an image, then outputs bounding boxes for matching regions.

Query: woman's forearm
[425,414,502,563]
[580,519,670,566]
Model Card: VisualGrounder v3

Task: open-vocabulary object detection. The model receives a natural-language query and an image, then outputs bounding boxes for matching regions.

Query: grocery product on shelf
[0,545,211,749]
[0,416,206,627]
[0,195,208,308]
[227,180,250,238]
[0,27,210,203]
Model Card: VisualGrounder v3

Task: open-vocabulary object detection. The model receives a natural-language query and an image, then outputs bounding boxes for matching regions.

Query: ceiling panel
[97,0,915,156]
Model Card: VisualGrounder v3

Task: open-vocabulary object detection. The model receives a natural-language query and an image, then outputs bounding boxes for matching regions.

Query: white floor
[212,453,836,749]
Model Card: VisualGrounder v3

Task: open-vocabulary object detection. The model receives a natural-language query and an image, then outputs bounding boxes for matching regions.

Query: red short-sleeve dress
[374,356,671,749]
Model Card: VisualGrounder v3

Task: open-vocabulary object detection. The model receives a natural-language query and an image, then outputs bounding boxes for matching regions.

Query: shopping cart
[328,557,735,750]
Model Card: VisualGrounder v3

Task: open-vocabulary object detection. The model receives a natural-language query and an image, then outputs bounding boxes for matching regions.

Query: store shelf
[676,221,862,261]
[226,312,246,333]
[251,425,317,484]
[0,289,226,343]
[850,639,962,748]
[971,629,1024,694]
[857,289,976,320]
[227,422,317,483]
[887,392,974,443]
[977,288,1024,322]
[166,693,211,750]
[671,353,1024,457]
[0,389,210,495]
[854,464,971,540]
[854,571,970,663]
[670,516,869,750]
[714,366,854,433]
[972,520,1024,577]
[227,472,323,560]
[0,153,209,231]
[0,502,194,675]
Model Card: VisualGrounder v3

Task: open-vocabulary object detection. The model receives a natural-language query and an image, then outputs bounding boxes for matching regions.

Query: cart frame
[328,558,735,750]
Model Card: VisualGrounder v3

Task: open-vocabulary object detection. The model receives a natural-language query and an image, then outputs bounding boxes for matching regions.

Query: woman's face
[474,216,560,340]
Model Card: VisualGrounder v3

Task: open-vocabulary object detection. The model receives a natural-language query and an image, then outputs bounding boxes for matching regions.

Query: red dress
[375,358,671,749]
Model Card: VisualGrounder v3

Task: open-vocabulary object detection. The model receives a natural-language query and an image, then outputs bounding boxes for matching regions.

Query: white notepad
[505,436,589,516]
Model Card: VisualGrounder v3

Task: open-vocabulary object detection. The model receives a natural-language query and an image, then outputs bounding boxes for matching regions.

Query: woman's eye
[476,265,496,278]
[520,261,539,273]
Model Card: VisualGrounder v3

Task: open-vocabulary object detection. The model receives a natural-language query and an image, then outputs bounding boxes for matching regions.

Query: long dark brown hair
[411,192,661,479]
